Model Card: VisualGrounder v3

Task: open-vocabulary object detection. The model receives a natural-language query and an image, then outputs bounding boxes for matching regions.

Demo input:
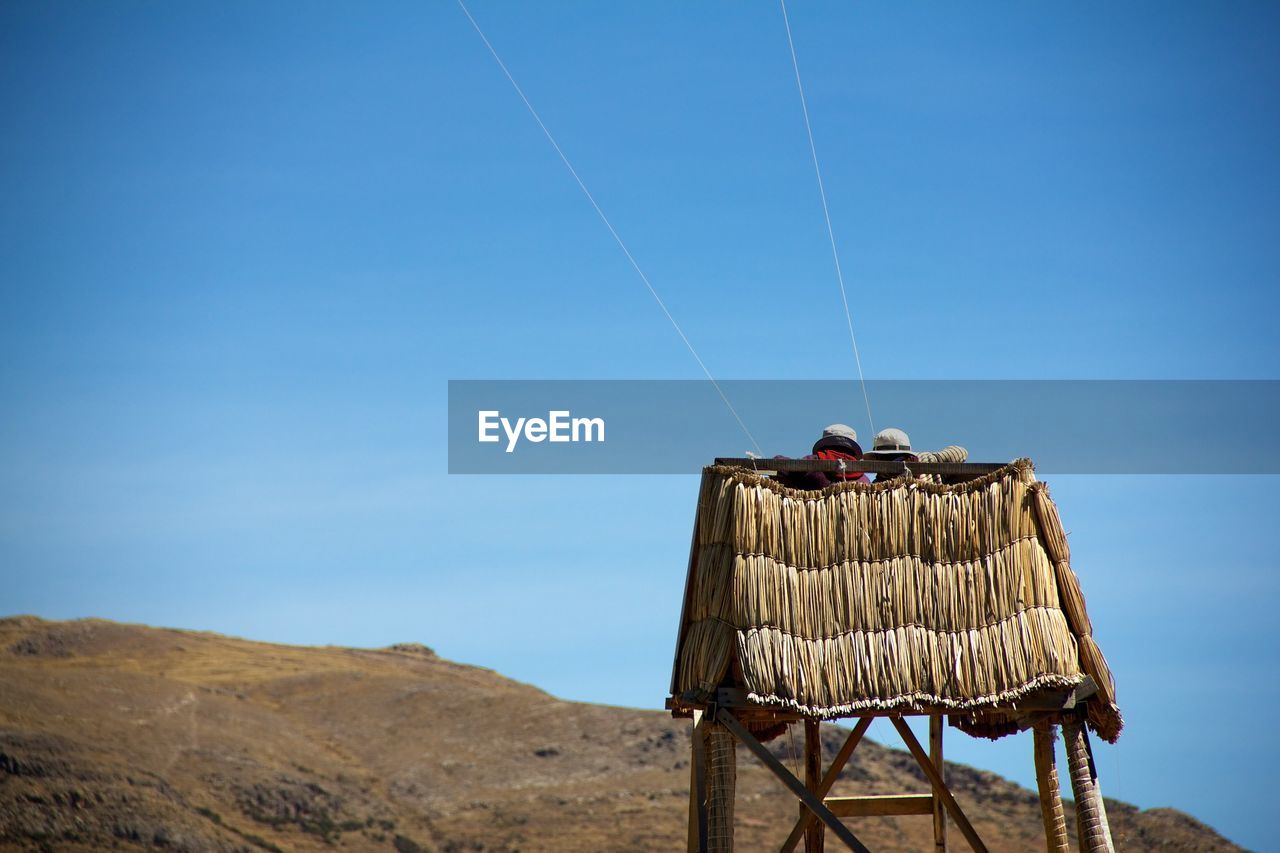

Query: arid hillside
[0,617,1242,851]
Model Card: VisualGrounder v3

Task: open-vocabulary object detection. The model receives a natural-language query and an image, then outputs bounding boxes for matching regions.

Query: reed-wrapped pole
[1032,721,1069,853]
[1063,713,1114,853]
[705,720,737,853]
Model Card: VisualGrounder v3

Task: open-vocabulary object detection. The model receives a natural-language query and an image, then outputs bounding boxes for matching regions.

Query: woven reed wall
[673,460,1122,742]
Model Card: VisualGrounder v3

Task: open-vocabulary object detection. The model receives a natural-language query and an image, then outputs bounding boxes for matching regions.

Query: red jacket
[773,450,869,489]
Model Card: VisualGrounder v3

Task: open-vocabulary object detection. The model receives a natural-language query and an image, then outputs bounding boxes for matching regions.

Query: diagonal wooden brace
[889,718,989,853]
[714,709,871,853]
[780,717,874,853]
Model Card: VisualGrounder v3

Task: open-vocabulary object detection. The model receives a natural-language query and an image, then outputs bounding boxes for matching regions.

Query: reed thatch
[1033,723,1070,853]
[671,459,1122,743]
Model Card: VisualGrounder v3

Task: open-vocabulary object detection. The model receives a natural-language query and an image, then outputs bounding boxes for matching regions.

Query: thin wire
[787,723,801,782]
[779,0,875,437]
[457,0,762,455]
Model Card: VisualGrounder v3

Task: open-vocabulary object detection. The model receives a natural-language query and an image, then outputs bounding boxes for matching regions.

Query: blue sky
[2,2,1278,848]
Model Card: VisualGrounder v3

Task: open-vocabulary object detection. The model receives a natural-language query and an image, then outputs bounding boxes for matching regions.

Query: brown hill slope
[0,617,1240,852]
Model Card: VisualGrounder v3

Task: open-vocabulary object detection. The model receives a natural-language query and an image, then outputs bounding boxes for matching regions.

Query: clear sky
[2,2,1278,848]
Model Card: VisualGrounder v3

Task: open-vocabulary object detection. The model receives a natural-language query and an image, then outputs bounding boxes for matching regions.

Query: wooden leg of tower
[1032,720,1070,853]
[689,710,708,853]
[804,719,825,853]
[1063,711,1115,853]
[930,715,947,853]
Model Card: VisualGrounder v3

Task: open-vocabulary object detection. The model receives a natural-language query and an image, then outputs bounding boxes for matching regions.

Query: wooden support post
[714,709,870,853]
[1063,712,1115,853]
[780,717,873,853]
[1032,721,1070,853]
[689,710,708,853]
[930,715,947,853]
[889,718,988,853]
[804,719,824,853]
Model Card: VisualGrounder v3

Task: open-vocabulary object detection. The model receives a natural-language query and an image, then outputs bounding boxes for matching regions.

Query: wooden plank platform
[713,457,1007,476]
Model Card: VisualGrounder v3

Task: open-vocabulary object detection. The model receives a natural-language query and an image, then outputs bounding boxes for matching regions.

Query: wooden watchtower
[667,458,1121,852]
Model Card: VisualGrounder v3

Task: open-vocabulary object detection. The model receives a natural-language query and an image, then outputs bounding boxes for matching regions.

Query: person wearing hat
[773,424,870,490]
[862,428,973,482]
[863,427,917,482]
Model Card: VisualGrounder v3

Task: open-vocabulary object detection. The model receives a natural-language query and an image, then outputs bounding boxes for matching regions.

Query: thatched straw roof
[670,460,1122,743]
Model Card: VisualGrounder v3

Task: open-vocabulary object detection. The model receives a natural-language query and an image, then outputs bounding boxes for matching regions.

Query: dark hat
[812,423,863,457]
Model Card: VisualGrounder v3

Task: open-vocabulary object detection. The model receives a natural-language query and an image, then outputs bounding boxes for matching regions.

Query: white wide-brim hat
[863,427,916,458]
